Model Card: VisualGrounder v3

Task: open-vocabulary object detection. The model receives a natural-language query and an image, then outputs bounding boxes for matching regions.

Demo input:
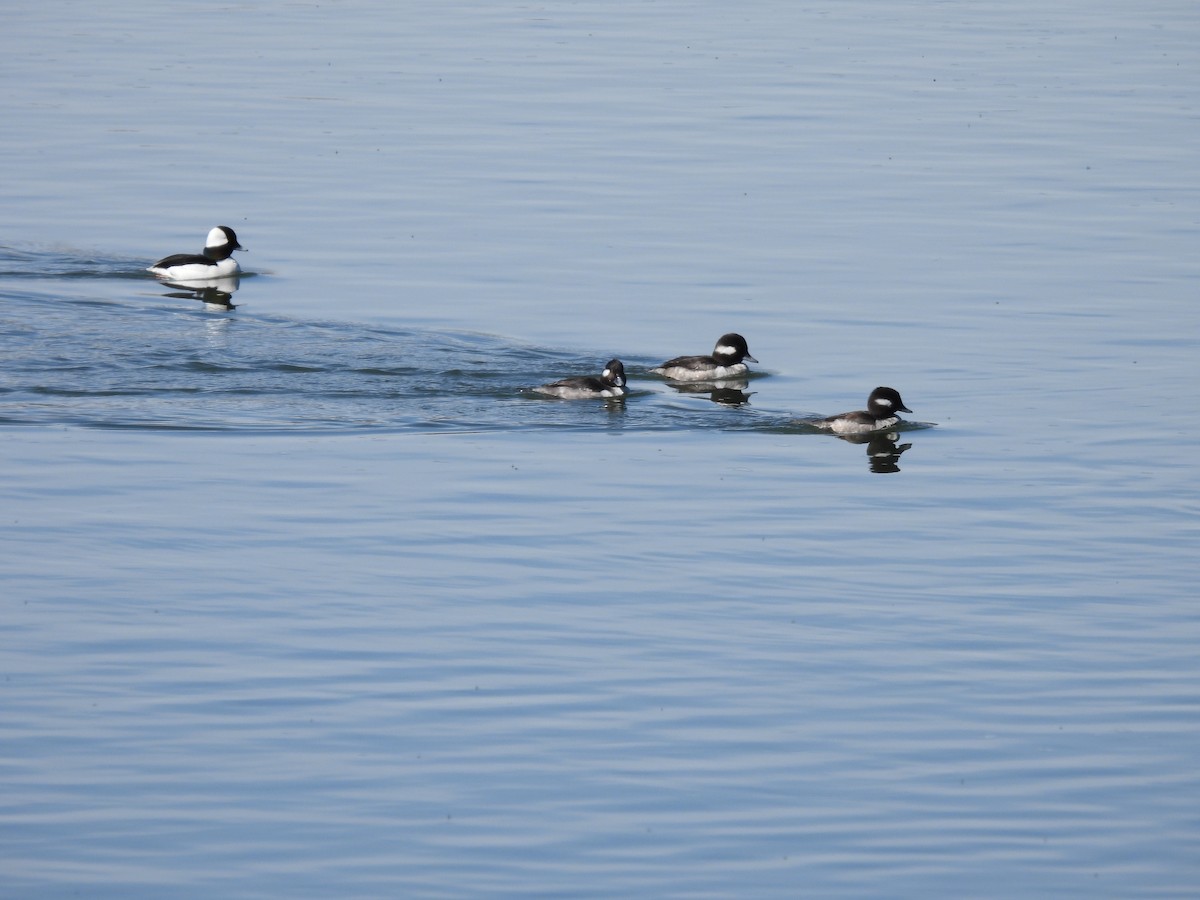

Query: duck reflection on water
[665,378,754,406]
[159,276,240,310]
[838,430,913,474]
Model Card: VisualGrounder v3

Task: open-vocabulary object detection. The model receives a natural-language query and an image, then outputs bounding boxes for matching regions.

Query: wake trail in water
[1,246,932,438]
[0,250,762,433]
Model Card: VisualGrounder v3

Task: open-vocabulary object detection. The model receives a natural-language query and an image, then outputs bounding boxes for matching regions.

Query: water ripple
[0,259,812,436]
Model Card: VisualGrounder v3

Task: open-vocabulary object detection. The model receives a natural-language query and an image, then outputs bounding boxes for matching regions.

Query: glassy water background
[2,1,1198,896]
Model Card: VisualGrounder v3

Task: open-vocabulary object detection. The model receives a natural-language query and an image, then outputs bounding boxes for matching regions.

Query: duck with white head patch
[535,359,628,400]
[148,226,246,280]
[650,333,757,382]
[814,386,913,435]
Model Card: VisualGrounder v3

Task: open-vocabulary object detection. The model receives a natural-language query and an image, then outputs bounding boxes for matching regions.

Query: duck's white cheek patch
[716,344,736,356]
[876,397,893,407]
[206,227,229,248]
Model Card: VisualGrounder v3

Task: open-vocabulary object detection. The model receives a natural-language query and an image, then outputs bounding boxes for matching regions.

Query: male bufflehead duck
[535,359,628,400]
[815,386,913,435]
[148,226,245,279]
[650,333,757,381]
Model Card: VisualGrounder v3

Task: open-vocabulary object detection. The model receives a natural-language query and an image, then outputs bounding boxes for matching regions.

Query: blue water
[3,1,1199,897]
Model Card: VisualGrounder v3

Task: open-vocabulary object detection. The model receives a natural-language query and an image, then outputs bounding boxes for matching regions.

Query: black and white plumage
[814,386,913,435]
[649,333,757,382]
[148,226,245,280]
[535,359,628,400]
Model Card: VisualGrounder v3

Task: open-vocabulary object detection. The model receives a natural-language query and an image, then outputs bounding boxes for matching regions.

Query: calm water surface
[2,1,1198,897]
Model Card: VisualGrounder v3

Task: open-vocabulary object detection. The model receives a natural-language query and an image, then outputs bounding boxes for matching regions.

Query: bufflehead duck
[535,359,628,400]
[148,226,245,279]
[650,333,757,381]
[815,386,913,435]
